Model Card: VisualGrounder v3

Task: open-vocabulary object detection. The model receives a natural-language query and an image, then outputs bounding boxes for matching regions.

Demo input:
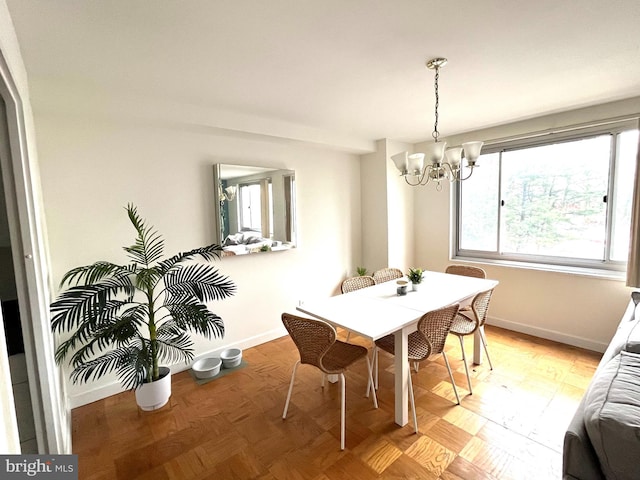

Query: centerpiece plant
[50,204,236,409]
[407,268,424,291]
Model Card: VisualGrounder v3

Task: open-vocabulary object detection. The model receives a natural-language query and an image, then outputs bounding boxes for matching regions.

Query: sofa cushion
[624,319,640,354]
[624,292,640,354]
[584,351,640,480]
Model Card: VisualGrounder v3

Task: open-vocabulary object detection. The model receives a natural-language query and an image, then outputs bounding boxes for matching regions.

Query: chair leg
[442,351,461,405]
[365,355,378,409]
[368,347,379,393]
[458,335,473,395]
[407,366,418,434]
[413,361,420,373]
[322,373,326,388]
[283,361,300,419]
[345,331,351,342]
[366,349,373,397]
[479,326,494,370]
[340,372,346,450]
[374,347,379,390]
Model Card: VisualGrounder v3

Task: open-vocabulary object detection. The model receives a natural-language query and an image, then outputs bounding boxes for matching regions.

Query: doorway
[0,101,37,450]
[0,49,70,453]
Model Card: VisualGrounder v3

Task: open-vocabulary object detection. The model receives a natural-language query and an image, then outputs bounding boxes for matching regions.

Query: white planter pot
[135,366,171,411]
[411,282,420,291]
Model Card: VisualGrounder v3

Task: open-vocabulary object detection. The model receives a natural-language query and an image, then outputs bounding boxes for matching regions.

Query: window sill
[452,256,626,282]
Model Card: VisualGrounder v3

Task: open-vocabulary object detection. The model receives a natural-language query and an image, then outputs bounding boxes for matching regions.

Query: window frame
[452,118,639,276]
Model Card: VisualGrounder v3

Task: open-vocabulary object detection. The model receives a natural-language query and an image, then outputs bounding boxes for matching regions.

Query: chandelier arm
[404,175,421,187]
[458,166,476,181]
[404,170,430,186]
[440,162,458,182]
[420,165,433,186]
[418,167,431,186]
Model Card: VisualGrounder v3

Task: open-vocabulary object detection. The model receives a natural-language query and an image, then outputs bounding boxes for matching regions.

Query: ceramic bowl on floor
[192,357,222,379]
[220,348,242,368]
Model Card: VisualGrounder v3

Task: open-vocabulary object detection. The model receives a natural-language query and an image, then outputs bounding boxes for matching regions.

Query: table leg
[473,328,483,365]
[394,326,410,426]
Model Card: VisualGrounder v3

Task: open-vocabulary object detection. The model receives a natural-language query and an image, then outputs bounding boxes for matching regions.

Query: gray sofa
[563,292,640,480]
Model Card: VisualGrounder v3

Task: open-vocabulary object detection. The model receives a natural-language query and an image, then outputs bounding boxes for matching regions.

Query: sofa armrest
[562,398,604,480]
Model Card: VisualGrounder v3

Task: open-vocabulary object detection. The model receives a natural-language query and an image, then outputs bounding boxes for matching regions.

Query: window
[239,182,263,232]
[455,121,639,273]
[238,179,273,236]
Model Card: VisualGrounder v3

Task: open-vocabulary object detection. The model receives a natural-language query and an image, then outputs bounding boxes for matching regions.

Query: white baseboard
[486,315,608,353]
[68,326,288,409]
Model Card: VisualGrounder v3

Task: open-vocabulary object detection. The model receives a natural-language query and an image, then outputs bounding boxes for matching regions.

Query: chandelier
[391,58,483,189]
[219,184,237,202]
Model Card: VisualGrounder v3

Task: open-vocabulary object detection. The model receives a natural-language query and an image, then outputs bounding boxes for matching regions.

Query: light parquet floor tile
[72,326,601,479]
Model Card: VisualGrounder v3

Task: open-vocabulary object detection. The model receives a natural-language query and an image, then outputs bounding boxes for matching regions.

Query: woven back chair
[372,267,403,284]
[445,264,486,279]
[341,275,376,294]
[340,275,376,342]
[281,313,377,450]
[445,265,486,314]
[450,288,494,394]
[374,303,461,433]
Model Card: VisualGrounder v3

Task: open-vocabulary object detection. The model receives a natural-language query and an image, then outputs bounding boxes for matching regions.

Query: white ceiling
[6,0,640,152]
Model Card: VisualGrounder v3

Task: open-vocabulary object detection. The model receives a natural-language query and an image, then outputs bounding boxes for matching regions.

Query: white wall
[360,140,388,274]
[360,139,414,274]
[386,140,415,272]
[413,97,640,352]
[34,112,362,406]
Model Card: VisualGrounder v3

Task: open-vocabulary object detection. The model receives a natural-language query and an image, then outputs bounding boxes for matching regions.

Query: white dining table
[296,270,499,427]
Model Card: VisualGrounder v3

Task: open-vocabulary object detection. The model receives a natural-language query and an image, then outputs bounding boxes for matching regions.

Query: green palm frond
[60,261,131,288]
[157,244,223,274]
[155,331,194,365]
[163,263,236,303]
[51,276,136,333]
[117,342,153,390]
[135,267,161,292]
[67,307,148,367]
[123,203,165,266]
[161,303,225,339]
[53,299,134,364]
[69,348,131,385]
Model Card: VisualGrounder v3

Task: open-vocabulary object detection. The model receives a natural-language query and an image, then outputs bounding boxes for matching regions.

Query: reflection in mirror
[213,164,296,256]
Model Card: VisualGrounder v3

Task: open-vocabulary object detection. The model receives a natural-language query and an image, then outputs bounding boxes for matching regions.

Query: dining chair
[373,303,461,433]
[445,264,486,279]
[281,313,378,450]
[341,275,376,294]
[449,288,494,394]
[340,275,377,342]
[372,267,403,284]
[445,264,486,314]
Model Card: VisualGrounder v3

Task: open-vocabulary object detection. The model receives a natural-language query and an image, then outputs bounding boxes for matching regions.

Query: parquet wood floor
[72,326,601,479]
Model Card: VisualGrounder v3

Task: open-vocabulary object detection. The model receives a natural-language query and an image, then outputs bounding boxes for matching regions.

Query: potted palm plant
[407,268,424,291]
[50,204,236,410]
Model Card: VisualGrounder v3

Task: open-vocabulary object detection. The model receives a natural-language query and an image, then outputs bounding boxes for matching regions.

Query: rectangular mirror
[213,164,296,256]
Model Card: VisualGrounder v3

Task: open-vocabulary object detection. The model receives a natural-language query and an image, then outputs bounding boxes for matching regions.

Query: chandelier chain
[432,66,440,143]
